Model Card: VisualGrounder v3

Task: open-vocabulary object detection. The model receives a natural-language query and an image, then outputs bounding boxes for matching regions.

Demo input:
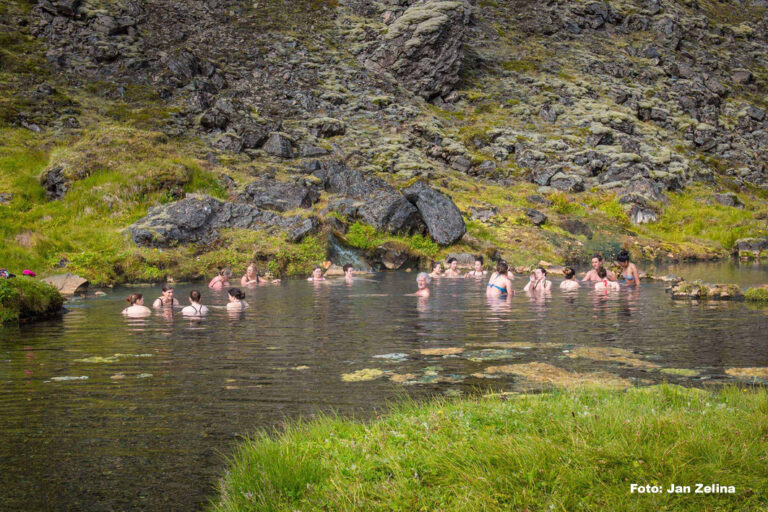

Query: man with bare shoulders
[581,254,616,282]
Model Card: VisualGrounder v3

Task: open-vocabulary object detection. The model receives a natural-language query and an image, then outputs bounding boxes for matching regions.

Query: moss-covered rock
[745,285,768,303]
[0,277,64,324]
[668,280,743,300]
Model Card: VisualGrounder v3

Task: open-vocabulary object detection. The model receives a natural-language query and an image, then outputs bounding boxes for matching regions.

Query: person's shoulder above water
[123,293,152,317]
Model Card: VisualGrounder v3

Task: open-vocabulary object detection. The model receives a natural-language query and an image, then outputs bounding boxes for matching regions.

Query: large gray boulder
[732,237,768,258]
[240,178,319,212]
[127,195,299,247]
[42,273,89,295]
[402,180,465,245]
[363,0,472,99]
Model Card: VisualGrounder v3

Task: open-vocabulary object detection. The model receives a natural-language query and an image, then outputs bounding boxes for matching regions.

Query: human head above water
[591,254,604,270]
[416,272,431,287]
[534,267,547,279]
[161,285,174,298]
[563,267,575,280]
[189,290,202,303]
[312,266,323,278]
[342,264,354,274]
[227,288,245,300]
[432,261,443,272]
[495,260,508,274]
[126,293,143,305]
[474,255,484,271]
[597,267,608,279]
[220,268,232,278]
[446,257,457,269]
[616,249,630,267]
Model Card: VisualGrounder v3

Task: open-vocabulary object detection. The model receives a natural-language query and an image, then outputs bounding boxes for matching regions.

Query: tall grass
[212,385,768,512]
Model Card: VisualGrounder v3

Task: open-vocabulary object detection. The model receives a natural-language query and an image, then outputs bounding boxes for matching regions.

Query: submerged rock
[472,362,632,390]
[725,367,768,381]
[341,368,384,382]
[668,280,743,300]
[566,346,659,369]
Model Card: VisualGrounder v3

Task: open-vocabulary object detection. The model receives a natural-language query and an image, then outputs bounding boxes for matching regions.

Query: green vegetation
[212,385,768,512]
[345,222,439,260]
[745,286,768,303]
[0,277,63,323]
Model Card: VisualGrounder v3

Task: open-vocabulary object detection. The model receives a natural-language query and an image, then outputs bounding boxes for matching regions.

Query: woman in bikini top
[181,290,209,316]
[486,260,512,298]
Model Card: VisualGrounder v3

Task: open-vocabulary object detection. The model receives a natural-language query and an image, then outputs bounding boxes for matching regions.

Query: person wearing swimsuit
[430,261,443,278]
[524,267,552,293]
[581,254,617,282]
[594,267,621,293]
[209,268,232,290]
[443,257,462,278]
[226,288,248,311]
[181,290,209,317]
[616,249,640,286]
[486,260,513,299]
[152,285,180,308]
[465,256,488,279]
[122,293,152,317]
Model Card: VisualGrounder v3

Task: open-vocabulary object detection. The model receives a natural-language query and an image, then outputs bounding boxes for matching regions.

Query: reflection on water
[1,264,768,511]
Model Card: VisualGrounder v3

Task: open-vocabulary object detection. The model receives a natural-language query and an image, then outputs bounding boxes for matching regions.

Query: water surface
[1,264,767,511]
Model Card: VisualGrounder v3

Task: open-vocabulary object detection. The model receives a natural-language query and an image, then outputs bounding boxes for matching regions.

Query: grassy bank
[212,385,768,512]
[0,276,63,323]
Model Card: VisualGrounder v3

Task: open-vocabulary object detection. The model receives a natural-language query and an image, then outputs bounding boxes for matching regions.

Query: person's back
[559,267,580,291]
[594,268,620,293]
[182,290,209,316]
[122,293,152,317]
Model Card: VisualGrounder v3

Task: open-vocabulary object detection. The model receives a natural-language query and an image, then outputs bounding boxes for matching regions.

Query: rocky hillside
[1,0,767,284]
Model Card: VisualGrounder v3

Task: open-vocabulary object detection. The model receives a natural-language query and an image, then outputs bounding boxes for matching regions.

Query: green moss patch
[0,277,64,324]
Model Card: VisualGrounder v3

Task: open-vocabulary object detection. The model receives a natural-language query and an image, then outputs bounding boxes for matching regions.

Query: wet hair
[220,268,232,278]
[432,261,442,270]
[496,260,508,274]
[126,293,143,305]
[536,267,547,276]
[343,264,353,272]
[474,255,484,264]
[161,285,174,293]
[616,249,630,263]
[446,257,457,264]
[313,265,323,272]
[563,267,575,279]
[228,288,245,300]
[190,290,201,302]
[597,267,607,279]
[592,254,604,262]
[417,272,431,284]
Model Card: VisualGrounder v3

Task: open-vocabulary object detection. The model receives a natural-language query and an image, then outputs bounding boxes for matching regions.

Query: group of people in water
[122,251,640,317]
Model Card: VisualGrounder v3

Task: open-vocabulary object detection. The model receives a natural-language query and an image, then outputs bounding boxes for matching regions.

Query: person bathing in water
[524,267,552,293]
[410,272,431,297]
[153,285,179,308]
[443,257,462,278]
[122,293,152,317]
[209,268,232,290]
[594,267,621,293]
[241,264,280,286]
[343,264,355,282]
[559,267,580,291]
[465,256,488,279]
[181,290,209,317]
[581,254,616,282]
[486,260,513,298]
[616,249,640,286]
[307,266,325,282]
[226,288,248,311]
[429,261,443,278]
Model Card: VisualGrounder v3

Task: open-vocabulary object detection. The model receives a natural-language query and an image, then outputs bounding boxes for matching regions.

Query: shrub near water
[212,385,768,512]
[0,277,63,323]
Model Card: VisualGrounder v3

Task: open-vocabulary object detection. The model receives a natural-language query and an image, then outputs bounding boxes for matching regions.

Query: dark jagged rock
[469,205,497,222]
[402,180,466,245]
[374,242,413,270]
[732,237,768,259]
[713,193,744,209]
[619,194,659,225]
[39,166,68,200]
[127,195,301,247]
[559,218,593,239]
[525,208,547,226]
[363,0,472,99]
[323,199,360,219]
[262,132,295,158]
[550,172,585,193]
[240,178,320,212]
[307,117,345,138]
[286,217,319,243]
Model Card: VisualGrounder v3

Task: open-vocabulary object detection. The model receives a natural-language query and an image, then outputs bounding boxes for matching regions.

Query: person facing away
[226,288,248,311]
[122,293,152,317]
[307,266,325,281]
[581,254,617,282]
[559,267,581,291]
[181,290,209,317]
[486,260,513,298]
[616,249,640,286]
[465,256,488,278]
[209,268,232,290]
[429,261,443,278]
[443,257,462,278]
[411,272,431,297]
[153,285,180,308]
[524,267,552,293]
[594,267,621,293]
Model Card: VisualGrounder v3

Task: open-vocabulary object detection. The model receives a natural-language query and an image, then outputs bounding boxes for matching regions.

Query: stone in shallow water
[660,368,700,377]
[566,347,659,369]
[50,376,88,382]
[373,353,410,362]
[341,368,384,382]
[463,349,520,362]
[725,367,768,380]
[417,348,464,356]
[473,362,632,390]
